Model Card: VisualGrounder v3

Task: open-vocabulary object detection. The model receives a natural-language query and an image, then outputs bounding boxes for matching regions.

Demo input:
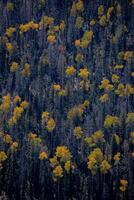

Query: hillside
[0,0,134,199]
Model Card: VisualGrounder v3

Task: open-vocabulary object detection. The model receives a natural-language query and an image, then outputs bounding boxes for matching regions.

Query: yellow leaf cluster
[104,115,120,128]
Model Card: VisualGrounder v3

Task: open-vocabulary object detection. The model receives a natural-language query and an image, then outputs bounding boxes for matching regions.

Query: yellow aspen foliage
[67,106,84,120]
[105,84,113,91]
[8,101,28,126]
[53,25,60,32]
[46,118,56,132]
[130,132,134,144]
[120,180,128,192]
[99,15,107,26]
[10,62,19,72]
[4,134,12,144]
[42,111,49,121]
[124,84,134,95]
[85,131,104,147]
[0,163,3,170]
[28,21,39,30]
[19,21,39,33]
[28,133,42,145]
[131,0,134,4]
[78,68,90,79]
[99,79,109,89]
[34,137,42,145]
[75,39,81,47]
[5,27,16,37]
[124,51,133,62]
[115,83,125,96]
[13,95,21,104]
[39,16,54,28]
[80,31,93,48]
[113,134,120,145]
[104,115,120,128]
[111,36,118,44]
[0,131,3,138]
[118,51,133,62]
[20,101,29,109]
[99,79,113,91]
[49,156,59,167]
[83,100,90,109]
[92,130,105,143]
[0,151,7,162]
[99,94,109,103]
[80,39,90,48]
[52,84,61,91]
[106,82,113,90]
[87,156,97,174]
[100,160,111,174]
[28,133,37,140]
[118,51,125,59]
[98,6,113,26]
[114,64,124,69]
[10,142,19,152]
[98,5,104,17]
[113,152,121,162]
[21,63,30,77]
[131,152,134,158]
[64,160,71,173]
[56,146,71,162]
[75,53,84,63]
[112,74,120,83]
[47,35,56,44]
[13,106,24,119]
[73,126,83,139]
[85,137,95,148]
[87,148,104,175]
[90,19,96,26]
[80,80,90,91]
[8,117,17,126]
[19,24,29,32]
[131,72,134,77]
[106,7,114,20]
[66,66,76,77]
[76,0,84,12]
[39,151,48,160]
[58,89,67,97]
[83,31,93,40]
[126,112,134,124]
[75,17,84,29]
[53,165,63,178]
[44,16,54,25]
[89,148,104,163]
[6,42,14,53]
[0,94,11,112]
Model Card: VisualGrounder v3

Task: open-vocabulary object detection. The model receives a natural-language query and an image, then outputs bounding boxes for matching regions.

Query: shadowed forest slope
[0,0,134,199]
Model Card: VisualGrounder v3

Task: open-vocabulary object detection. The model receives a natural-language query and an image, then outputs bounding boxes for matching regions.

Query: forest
[0,0,134,199]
